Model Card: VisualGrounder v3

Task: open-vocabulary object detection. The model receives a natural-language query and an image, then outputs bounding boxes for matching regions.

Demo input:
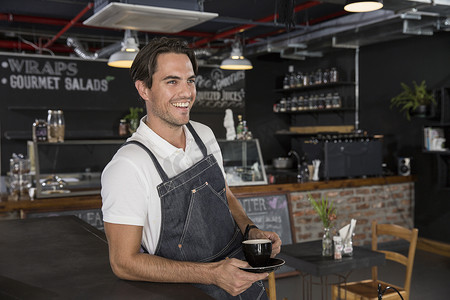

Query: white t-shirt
[101,117,225,254]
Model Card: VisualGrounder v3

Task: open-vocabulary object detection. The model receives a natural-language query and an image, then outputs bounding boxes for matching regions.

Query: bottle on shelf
[295,71,303,88]
[291,96,298,112]
[283,73,290,89]
[288,65,296,89]
[330,67,339,83]
[332,92,342,108]
[303,72,310,86]
[315,69,323,85]
[323,69,330,84]
[242,120,248,138]
[279,98,287,112]
[56,110,65,142]
[325,93,333,109]
[236,115,243,139]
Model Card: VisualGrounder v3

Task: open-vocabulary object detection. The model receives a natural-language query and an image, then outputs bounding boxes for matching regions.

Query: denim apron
[123,122,267,300]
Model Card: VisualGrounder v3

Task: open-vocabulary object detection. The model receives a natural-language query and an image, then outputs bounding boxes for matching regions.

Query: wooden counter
[0,176,414,214]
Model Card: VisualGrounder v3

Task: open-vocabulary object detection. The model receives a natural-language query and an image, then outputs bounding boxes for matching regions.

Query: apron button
[178,244,182,249]
[205,182,208,185]
[192,189,196,193]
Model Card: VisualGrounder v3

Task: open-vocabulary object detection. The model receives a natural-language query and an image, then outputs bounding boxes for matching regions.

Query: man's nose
[178,82,194,98]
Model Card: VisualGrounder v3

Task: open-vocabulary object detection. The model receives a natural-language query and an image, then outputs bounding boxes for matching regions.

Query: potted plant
[124,107,143,133]
[308,193,337,256]
[390,80,436,120]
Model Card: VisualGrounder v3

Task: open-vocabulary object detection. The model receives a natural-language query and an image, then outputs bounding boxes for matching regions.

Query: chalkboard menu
[238,194,293,245]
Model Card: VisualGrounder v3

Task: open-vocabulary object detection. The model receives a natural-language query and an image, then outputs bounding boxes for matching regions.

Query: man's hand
[249,228,282,258]
[211,258,268,296]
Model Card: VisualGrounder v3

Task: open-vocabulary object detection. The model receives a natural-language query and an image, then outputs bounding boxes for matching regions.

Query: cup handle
[243,224,258,240]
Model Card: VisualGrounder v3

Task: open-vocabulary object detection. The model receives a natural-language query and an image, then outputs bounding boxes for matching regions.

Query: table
[279,240,385,300]
[0,216,213,299]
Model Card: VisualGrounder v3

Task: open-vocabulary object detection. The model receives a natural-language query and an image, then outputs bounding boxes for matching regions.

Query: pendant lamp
[344,0,383,13]
[108,29,139,68]
[220,38,253,70]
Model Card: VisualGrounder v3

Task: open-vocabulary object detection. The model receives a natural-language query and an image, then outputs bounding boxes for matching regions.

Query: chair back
[371,220,418,298]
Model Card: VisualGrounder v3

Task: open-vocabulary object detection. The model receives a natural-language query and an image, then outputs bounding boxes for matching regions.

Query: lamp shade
[220,57,253,70]
[344,0,383,13]
[220,39,253,70]
[107,50,138,68]
[107,29,139,68]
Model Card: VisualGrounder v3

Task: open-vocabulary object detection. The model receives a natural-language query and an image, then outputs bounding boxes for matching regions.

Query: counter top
[0,216,213,299]
[0,176,414,213]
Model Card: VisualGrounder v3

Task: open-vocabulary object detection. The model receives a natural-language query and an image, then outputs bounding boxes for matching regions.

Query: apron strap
[186,122,208,158]
[121,140,170,182]
[121,122,208,182]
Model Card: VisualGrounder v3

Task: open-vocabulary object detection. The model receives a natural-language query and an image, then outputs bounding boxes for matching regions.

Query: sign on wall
[195,68,246,109]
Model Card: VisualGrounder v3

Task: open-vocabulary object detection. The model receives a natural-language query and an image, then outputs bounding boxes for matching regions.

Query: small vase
[322,227,333,257]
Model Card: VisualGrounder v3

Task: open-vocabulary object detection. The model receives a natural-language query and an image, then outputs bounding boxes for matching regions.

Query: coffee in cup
[242,239,272,267]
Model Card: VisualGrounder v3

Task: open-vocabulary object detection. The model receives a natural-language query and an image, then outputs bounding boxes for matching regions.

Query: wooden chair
[331,220,418,300]
[266,272,277,300]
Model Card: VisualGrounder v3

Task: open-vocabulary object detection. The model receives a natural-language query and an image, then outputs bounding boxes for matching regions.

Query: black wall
[245,32,450,243]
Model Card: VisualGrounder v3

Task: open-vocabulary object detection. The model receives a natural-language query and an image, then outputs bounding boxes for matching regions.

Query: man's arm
[225,185,282,257]
[104,222,268,296]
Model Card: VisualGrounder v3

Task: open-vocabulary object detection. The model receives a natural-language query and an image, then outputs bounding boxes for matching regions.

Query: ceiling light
[108,30,139,68]
[220,39,253,70]
[344,0,383,13]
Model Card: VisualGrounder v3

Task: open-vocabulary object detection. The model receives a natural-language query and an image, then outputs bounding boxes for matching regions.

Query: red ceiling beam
[0,40,73,53]
[43,2,94,49]
[190,0,321,48]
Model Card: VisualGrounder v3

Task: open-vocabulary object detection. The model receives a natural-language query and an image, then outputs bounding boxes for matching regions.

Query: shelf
[274,82,355,93]
[275,107,354,114]
[423,150,450,155]
[4,130,128,141]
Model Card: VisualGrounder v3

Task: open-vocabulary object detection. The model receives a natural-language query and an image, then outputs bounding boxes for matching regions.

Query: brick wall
[289,182,414,246]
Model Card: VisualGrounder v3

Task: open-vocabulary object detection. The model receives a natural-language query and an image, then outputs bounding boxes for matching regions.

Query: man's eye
[167,80,176,84]
[188,79,195,84]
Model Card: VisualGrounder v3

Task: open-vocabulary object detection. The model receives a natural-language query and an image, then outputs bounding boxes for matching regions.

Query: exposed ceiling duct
[66,37,122,60]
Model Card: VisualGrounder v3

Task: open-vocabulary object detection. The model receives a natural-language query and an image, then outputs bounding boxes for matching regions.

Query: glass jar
[119,119,130,136]
[56,110,65,142]
[47,110,58,143]
[322,227,333,257]
[33,119,48,142]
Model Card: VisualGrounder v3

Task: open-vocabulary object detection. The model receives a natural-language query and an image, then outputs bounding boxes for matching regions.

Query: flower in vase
[308,193,337,229]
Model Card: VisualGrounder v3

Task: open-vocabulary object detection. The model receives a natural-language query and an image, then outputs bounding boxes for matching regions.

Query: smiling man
[101,37,281,299]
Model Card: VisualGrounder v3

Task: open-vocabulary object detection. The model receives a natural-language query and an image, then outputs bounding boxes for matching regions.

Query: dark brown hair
[130,37,198,89]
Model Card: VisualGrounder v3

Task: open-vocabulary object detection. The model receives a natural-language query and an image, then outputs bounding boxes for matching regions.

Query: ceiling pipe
[245,9,349,45]
[190,0,321,48]
[66,37,122,60]
[43,2,94,49]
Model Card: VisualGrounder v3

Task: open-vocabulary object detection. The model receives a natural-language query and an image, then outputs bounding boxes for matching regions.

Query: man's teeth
[172,102,189,108]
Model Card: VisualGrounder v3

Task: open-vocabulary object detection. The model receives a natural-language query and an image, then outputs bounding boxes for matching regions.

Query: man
[101,37,281,299]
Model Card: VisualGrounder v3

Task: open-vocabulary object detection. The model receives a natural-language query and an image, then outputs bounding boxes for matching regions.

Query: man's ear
[135,80,150,101]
